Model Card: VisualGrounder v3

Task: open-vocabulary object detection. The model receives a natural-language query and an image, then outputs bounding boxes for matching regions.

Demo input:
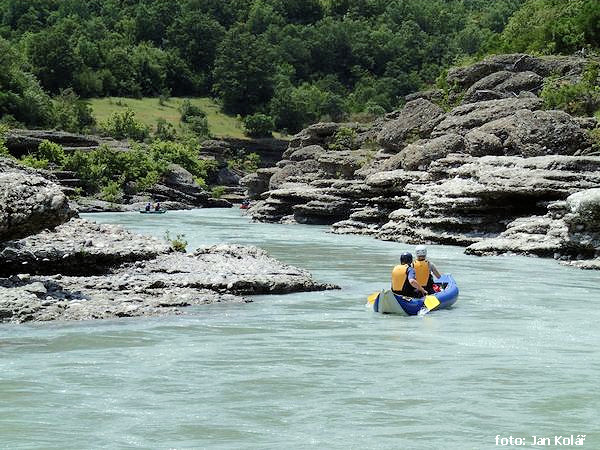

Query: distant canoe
[139,210,166,214]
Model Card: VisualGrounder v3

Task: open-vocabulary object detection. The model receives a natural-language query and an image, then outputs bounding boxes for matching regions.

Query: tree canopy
[0,0,598,132]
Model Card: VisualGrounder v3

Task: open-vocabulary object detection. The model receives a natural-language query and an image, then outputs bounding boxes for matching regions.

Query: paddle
[423,295,440,311]
[367,292,379,304]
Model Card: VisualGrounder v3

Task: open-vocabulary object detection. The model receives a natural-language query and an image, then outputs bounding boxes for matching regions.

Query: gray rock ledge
[0,243,339,323]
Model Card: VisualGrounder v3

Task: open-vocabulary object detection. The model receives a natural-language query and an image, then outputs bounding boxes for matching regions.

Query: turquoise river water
[1,209,599,449]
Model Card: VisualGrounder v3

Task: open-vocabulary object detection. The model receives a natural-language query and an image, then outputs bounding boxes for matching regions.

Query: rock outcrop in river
[243,54,600,269]
[0,158,74,240]
[0,158,337,323]
[0,243,337,323]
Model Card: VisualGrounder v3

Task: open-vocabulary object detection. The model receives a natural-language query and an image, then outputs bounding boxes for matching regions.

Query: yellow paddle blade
[424,295,440,311]
[367,292,379,304]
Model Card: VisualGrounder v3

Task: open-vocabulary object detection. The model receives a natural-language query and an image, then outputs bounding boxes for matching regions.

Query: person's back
[414,245,441,294]
[155,202,161,211]
[145,202,151,211]
[392,252,427,298]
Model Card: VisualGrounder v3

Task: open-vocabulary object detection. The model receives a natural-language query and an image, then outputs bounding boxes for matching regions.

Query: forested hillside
[0,0,599,133]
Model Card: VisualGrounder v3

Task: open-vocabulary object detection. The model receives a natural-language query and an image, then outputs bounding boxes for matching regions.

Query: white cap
[415,245,427,257]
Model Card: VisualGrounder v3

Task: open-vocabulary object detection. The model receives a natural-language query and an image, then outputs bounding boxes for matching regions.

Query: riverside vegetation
[1,0,599,206]
[2,0,599,135]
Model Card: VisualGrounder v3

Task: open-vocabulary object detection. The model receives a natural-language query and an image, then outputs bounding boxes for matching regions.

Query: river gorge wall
[242,54,600,270]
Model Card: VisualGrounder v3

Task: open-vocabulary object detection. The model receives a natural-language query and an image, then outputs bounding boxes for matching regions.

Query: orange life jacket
[413,259,431,286]
[391,264,410,292]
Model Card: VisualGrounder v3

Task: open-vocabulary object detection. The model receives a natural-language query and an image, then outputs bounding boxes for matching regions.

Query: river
[1,209,598,449]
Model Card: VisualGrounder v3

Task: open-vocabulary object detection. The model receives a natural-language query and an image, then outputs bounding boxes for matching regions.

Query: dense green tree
[134,0,179,45]
[0,37,54,125]
[3,0,600,133]
[501,0,597,54]
[212,28,276,114]
[167,12,224,71]
[25,18,81,92]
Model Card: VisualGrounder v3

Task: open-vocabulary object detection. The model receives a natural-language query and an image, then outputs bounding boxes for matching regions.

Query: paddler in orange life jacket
[392,252,428,298]
[413,245,441,294]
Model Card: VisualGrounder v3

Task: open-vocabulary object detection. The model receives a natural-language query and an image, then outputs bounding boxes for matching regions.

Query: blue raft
[367,274,459,315]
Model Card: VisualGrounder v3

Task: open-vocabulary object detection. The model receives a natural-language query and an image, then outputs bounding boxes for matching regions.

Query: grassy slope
[87,97,247,139]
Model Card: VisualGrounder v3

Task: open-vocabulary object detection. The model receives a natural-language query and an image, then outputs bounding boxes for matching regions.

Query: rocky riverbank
[242,54,600,269]
[0,243,337,323]
[0,159,338,323]
[5,130,288,211]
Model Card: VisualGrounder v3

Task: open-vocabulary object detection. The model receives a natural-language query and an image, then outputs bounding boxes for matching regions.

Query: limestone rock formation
[0,218,172,276]
[0,244,339,323]
[377,99,445,152]
[245,53,600,269]
[0,158,74,240]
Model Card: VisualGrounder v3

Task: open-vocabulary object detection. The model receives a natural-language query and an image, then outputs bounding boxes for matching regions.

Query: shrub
[148,141,217,180]
[540,63,600,116]
[211,185,226,198]
[365,102,386,117]
[187,115,210,137]
[194,176,208,189]
[0,125,11,157]
[243,113,274,137]
[155,118,177,141]
[64,141,216,198]
[0,114,22,128]
[329,127,357,151]
[37,140,65,166]
[589,128,600,154]
[158,88,171,106]
[227,152,261,172]
[20,155,49,169]
[164,231,187,253]
[52,88,95,133]
[100,109,150,141]
[136,170,161,191]
[99,181,123,203]
[179,99,206,123]
[65,144,163,193]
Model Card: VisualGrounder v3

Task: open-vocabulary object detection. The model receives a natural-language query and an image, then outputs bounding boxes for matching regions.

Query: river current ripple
[1,209,598,449]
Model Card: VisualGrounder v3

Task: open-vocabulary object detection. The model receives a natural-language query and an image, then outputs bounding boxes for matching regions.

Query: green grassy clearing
[87,97,247,139]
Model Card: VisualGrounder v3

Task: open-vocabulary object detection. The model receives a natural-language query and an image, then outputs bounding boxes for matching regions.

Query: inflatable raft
[139,210,166,214]
[367,274,459,315]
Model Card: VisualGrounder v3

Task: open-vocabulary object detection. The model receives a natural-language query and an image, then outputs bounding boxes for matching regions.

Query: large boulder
[216,167,241,186]
[446,54,525,89]
[268,160,321,190]
[476,109,593,156]
[432,97,544,136]
[317,149,373,178]
[0,160,74,241]
[446,54,585,90]
[377,99,445,152]
[464,129,504,156]
[288,144,326,161]
[148,163,212,206]
[566,189,600,232]
[463,70,543,103]
[397,134,466,170]
[0,244,338,323]
[240,167,279,199]
[511,54,587,78]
